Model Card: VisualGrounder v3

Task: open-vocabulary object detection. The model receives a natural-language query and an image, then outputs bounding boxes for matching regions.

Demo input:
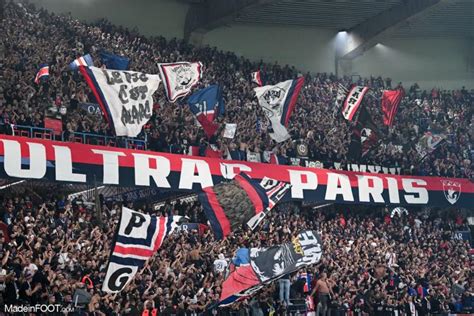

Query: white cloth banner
[158,62,203,102]
[254,79,295,143]
[223,123,237,139]
[81,66,161,137]
[341,86,369,121]
[102,207,181,293]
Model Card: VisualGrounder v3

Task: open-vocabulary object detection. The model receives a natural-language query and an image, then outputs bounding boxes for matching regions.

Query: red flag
[381,89,404,126]
[197,115,219,139]
[44,117,63,135]
[205,145,221,158]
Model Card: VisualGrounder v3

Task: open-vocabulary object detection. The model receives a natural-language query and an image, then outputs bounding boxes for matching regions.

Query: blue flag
[187,85,224,138]
[99,51,130,70]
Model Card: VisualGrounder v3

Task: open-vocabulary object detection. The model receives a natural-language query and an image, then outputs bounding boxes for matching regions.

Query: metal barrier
[9,124,147,150]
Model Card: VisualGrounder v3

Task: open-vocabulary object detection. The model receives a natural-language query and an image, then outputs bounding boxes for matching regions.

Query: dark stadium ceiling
[213,0,473,38]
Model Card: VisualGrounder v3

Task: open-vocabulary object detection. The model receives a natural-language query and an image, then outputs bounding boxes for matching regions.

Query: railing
[9,124,147,150]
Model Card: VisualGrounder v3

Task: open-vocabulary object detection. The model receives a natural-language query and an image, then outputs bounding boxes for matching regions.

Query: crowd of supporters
[1,1,473,179]
[1,1,474,315]
[0,189,472,315]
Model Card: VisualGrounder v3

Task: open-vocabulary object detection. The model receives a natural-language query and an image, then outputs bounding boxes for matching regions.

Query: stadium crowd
[0,190,472,315]
[1,1,473,179]
[1,2,474,315]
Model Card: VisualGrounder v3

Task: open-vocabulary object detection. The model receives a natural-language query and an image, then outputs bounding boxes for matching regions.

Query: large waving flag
[34,64,49,84]
[79,66,161,137]
[341,86,369,121]
[198,173,289,239]
[254,77,305,143]
[99,51,130,70]
[381,89,404,126]
[69,54,93,70]
[219,230,323,306]
[158,62,203,102]
[187,85,224,138]
[102,207,182,293]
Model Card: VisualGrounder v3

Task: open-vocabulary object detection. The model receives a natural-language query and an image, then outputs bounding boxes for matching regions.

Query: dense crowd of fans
[0,189,472,315]
[1,1,473,179]
[1,1,473,315]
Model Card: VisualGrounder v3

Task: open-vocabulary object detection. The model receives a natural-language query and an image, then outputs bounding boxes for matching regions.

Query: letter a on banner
[79,66,161,137]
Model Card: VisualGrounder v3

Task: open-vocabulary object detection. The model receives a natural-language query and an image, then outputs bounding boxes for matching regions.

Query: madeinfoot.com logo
[4,304,75,313]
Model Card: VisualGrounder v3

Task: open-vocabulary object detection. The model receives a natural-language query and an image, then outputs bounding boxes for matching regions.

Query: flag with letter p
[102,207,181,293]
[79,66,161,137]
[254,77,305,143]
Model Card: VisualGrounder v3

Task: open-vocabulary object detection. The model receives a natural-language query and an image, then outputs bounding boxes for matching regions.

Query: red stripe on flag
[204,188,231,237]
[234,175,264,214]
[113,245,154,257]
[78,66,111,126]
[153,217,166,252]
[284,77,305,126]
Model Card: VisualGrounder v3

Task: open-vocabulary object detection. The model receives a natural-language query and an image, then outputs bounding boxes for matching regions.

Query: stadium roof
[184,0,473,37]
[184,0,473,59]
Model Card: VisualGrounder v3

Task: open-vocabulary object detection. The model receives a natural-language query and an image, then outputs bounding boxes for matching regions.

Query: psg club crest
[262,87,285,109]
[441,180,461,205]
[173,65,193,86]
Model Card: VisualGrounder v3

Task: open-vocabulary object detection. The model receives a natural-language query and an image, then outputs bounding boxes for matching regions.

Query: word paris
[0,136,472,208]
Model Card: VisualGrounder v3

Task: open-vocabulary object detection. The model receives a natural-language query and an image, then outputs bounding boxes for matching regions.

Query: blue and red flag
[188,85,224,138]
[102,207,182,293]
[69,54,93,70]
[198,173,269,239]
[254,77,305,142]
[34,64,49,84]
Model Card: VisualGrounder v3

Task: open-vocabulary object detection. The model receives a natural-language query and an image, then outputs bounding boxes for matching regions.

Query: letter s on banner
[403,179,428,204]
[1,140,47,179]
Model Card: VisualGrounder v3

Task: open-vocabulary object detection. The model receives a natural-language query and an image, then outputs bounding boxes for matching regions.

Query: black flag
[348,106,379,159]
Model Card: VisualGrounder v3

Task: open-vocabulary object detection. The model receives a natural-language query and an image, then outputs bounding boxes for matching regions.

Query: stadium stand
[0,1,473,315]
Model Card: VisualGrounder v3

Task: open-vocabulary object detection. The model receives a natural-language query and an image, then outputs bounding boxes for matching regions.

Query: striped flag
[34,64,49,84]
[335,83,349,110]
[341,86,369,121]
[69,54,93,70]
[198,173,270,239]
[102,207,182,293]
[251,70,263,86]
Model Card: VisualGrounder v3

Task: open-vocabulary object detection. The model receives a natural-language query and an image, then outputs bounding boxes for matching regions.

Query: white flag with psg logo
[158,62,203,102]
[254,77,304,143]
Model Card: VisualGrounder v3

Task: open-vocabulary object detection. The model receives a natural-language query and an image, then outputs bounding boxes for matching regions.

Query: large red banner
[0,135,473,209]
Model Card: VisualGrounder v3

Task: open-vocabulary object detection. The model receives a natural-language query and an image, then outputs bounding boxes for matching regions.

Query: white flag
[254,77,304,143]
[79,66,161,137]
[223,123,237,139]
[158,62,203,102]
